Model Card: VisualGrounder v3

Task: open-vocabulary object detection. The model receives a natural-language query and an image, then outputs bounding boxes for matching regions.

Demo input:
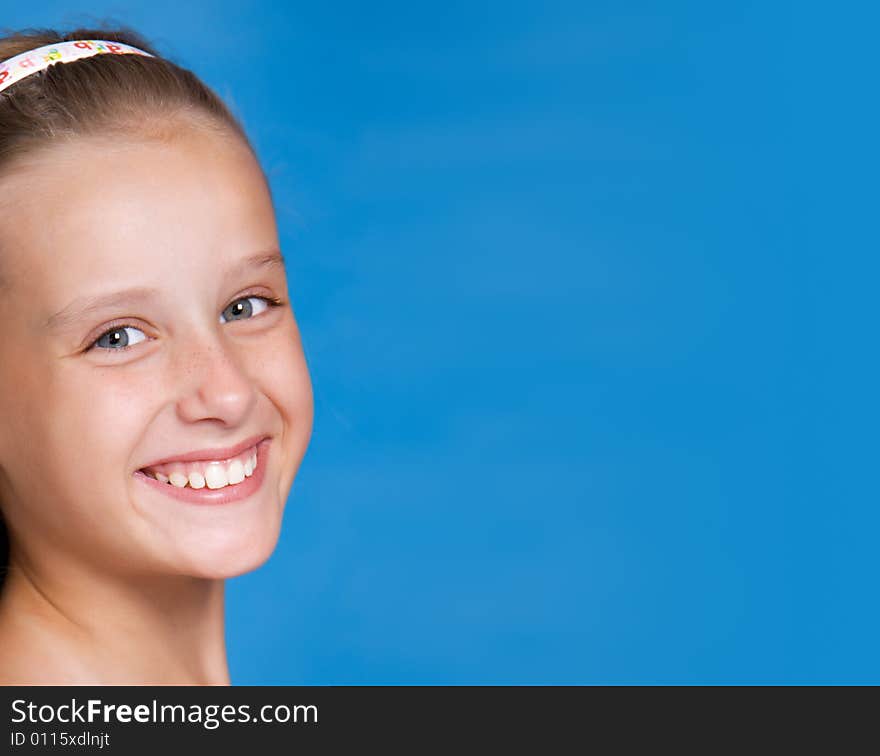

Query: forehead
[0,128,276,293]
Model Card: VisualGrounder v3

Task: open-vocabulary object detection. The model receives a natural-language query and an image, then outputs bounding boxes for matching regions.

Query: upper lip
[138,433,270,470]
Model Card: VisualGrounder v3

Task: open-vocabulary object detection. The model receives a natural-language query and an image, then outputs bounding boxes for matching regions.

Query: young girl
[0,27,314,684]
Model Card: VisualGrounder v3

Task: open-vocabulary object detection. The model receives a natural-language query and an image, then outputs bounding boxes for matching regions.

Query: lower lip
[133,438,271,505]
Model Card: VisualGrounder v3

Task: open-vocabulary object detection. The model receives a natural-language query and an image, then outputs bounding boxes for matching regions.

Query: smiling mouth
[139,443,261,491]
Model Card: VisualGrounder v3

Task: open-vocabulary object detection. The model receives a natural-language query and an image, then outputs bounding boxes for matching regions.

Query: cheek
[0,347,151,487]
[0,364,159,554]
[47,365,160,478]
[256,322,314,421]
[246,323,314,493]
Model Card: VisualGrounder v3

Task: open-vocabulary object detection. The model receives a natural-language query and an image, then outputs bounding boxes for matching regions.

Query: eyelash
[87,294,286,354]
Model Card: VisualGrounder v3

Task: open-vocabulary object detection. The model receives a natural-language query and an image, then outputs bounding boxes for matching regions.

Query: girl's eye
[92,326,147,352]
[219,295,274,324]
[88,295,284,353]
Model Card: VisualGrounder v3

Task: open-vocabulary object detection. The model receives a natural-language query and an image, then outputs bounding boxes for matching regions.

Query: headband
[0,40,154,94]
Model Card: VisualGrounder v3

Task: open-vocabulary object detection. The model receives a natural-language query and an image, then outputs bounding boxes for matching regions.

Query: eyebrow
[45,249,286,330]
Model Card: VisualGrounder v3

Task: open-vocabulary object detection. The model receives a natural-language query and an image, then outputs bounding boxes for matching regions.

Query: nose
[173,330,257,427]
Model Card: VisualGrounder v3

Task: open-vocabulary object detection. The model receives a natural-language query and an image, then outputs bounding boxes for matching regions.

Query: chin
[170,519,283,579]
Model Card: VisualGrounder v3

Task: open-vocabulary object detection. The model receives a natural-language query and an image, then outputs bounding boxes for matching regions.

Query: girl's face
[0,124,313,581]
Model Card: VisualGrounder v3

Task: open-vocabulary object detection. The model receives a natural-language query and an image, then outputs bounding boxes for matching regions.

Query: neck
[0,555,231,685]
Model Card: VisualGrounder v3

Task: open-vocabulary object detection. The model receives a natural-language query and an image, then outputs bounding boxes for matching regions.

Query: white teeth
[227,459,245,485]
[169,472,188,488]
[204,464,229,490]
[145,445,260,489]
[188,471,206,489]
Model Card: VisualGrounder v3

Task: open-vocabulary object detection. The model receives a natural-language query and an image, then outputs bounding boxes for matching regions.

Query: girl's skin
[0,118,314,684]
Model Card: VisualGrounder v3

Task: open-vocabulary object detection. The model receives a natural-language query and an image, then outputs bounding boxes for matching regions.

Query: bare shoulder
[0,612,88,685]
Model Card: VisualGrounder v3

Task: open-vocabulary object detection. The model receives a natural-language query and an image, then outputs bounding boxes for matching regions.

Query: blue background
[5,2,870,683]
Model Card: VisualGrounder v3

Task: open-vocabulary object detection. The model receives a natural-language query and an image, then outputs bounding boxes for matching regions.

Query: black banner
[0,685,857,752]
[0,686,624,752]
